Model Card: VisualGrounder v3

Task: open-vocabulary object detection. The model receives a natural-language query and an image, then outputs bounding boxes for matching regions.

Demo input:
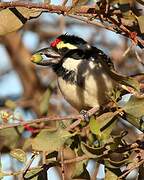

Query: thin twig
[91,163,100,180]
[63,154,88,164]
[66,118,81,131]
[60,147,65,180]
[0,2,97,14]
[0,107,99,130]
[0,115,81,130]
[119,159,144,179]
[122,43,133,58]
[135,49,144,66]
[69,14,115,32]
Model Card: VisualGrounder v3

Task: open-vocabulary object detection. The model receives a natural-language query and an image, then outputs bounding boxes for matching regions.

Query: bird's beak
[31,47,61,66]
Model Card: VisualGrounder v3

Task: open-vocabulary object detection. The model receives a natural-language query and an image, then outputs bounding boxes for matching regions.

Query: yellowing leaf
[0,127,23,150]
[24,167,43,179]
[72,0,89,6]
[119,0,132,4]
[123,96,144,118]
[113,73,140,92]
[0,7,42,35]
[5,100,16,109]
[137,16,144,34]
[122,96,144,129]
[10,148,27,163]
[105,169,118,180]
[81,142,106,158]
[72,161,90,180]
[39,88,52,115]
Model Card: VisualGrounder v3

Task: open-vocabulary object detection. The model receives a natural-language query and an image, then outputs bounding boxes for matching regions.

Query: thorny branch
[0,1,143,47]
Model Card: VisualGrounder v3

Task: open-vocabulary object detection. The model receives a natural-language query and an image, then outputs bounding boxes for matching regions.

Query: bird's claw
[80,109,89,122]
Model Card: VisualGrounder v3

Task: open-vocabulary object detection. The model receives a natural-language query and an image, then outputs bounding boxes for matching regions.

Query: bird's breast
[57,58,116,111]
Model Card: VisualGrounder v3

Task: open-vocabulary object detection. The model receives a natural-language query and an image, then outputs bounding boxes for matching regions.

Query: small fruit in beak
[31,53,43,64]
[31,47,61,66]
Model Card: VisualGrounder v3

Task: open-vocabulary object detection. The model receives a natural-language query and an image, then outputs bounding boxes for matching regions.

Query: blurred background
[0,0,143,179]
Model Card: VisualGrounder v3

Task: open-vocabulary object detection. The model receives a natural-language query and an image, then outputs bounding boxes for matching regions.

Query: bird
[31,34,139,111]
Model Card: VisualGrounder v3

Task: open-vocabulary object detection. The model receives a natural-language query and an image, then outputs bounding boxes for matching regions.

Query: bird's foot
[80,109,89,122]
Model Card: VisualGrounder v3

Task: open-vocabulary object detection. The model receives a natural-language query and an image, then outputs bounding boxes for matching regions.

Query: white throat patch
[62,58,83,72]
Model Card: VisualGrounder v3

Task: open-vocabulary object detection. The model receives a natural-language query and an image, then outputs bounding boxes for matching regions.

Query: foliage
[0,0,143,179]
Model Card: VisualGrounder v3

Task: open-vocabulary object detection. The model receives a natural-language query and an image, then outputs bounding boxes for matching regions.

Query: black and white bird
[31,34,139,111]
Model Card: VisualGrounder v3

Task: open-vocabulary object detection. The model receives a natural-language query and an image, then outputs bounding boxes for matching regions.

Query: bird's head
[31,34,91,66]
[50,34,90,54]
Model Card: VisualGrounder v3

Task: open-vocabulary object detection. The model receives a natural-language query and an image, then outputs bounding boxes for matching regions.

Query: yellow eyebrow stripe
[56,41,77,49]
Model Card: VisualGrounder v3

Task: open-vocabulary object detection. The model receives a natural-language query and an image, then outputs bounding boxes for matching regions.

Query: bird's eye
[61,47,68,52]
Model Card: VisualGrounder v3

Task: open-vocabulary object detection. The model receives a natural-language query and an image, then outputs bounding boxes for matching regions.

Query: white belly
[57,60,116,111]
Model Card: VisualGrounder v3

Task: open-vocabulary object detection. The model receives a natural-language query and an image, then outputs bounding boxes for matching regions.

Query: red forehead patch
[50,38,61,47]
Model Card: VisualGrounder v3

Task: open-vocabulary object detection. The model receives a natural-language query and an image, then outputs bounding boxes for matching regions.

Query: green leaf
[0,127,23,150]
[105,159,120,169]
[46,151,58,159]
[110,131,127,149]
[106,157,128,167]
[89,112,118,142]
[137,16,144,34]
[72,161,90,180]
[10,148,27,163]
[32,127,75,152]
[81,142,106,158]
[124,113,142,130]
[24,167,43,180]
[110,89,121,102]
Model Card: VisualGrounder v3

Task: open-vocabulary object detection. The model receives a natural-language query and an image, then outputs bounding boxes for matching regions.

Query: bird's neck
[52,58,82,85]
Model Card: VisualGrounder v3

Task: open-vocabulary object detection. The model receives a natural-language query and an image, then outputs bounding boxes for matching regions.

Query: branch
[0,2,96,14]
[0,107,99,130]
[63,154,88,164]
[0,1,143,48]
